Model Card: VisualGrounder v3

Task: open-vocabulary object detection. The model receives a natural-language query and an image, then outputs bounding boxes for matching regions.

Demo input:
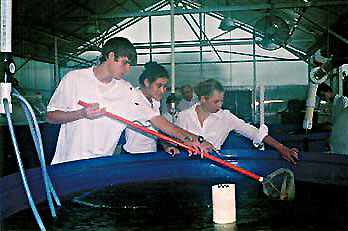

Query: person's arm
[263,135,299,164]
[150,115,213,154]
[46,103,106,124]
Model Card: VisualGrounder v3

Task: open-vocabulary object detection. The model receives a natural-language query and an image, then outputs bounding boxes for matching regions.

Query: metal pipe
[170,0,175,94]
[199,13,203,78]
[0,0,12,53]
[252,32,257,123]
[149,16,153,62]
[67,58,302,69]
[54,37,59,87]
[259,84,265,126]
[135,39,254,49]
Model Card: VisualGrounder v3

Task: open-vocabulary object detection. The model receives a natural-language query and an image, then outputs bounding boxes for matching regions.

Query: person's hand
[279,146,299,164]
[183,139,213,158]
[164,147,180,156]
[199,140,214,154]
[82,103,106,120]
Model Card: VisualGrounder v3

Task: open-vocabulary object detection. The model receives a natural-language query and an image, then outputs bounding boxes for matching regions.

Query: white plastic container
[212,184,236,224]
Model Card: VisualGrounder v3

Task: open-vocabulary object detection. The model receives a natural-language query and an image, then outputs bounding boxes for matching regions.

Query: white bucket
[212,184,236,224]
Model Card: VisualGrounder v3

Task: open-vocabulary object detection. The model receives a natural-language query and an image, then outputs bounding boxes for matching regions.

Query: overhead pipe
[169,0,177,117]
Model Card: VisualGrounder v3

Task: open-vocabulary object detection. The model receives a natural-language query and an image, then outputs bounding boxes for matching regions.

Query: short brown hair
[101,37,137,64]
[195,79,224,99]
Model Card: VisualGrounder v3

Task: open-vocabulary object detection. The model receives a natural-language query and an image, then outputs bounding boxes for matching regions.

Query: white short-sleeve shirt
[48,67,158,164]
[175,104,267,150]
[123,88,161,153]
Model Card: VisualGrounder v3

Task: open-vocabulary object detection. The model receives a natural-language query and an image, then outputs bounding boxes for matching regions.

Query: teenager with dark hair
[123,62,178,155]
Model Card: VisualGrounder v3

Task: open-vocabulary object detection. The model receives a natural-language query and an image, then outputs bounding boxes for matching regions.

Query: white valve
[303,82,318,129]
[0,82,12,114]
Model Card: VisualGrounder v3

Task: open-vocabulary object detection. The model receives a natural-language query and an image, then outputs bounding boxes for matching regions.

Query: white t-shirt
[123,88,161,153]
[175,104,267,150]
[47,67,158,164]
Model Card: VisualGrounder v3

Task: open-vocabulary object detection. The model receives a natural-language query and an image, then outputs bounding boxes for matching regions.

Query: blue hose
[13,91,61,216]
[4,99,46,231]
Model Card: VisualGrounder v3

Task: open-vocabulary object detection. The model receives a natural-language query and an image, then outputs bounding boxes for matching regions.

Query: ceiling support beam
[180,2,223,62]
[295,10,348,46]
[68,57,301,69]
[75,1,348,19]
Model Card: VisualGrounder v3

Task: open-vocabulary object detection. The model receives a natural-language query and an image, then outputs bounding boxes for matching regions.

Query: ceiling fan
[254,15,290,51]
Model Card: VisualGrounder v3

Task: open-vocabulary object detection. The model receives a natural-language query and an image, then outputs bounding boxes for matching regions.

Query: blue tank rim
[0,149,347,220]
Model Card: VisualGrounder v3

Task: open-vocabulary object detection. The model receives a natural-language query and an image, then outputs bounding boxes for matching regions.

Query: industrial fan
[254,15,290,51]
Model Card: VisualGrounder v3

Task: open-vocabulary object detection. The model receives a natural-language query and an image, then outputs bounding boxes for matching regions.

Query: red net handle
[78,100,262,182]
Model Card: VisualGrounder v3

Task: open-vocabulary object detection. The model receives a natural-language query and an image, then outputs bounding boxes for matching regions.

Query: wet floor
[1,180,347,231]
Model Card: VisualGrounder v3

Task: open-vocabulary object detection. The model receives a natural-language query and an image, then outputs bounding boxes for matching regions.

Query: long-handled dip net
[79,101,295,200]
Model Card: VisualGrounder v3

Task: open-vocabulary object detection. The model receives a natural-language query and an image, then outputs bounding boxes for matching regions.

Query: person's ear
[144,79,150,88]
[107,52,115,61]
[201,96,207,103]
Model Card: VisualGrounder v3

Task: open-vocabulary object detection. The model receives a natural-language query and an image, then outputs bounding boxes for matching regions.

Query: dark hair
[180,84,193,92]
[316,83,332,96]
[100,37,137,64]
[139,61,169,86]
[195,79,224,99]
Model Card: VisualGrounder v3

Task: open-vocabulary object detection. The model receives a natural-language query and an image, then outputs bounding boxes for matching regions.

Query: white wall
[14,57,55,104]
